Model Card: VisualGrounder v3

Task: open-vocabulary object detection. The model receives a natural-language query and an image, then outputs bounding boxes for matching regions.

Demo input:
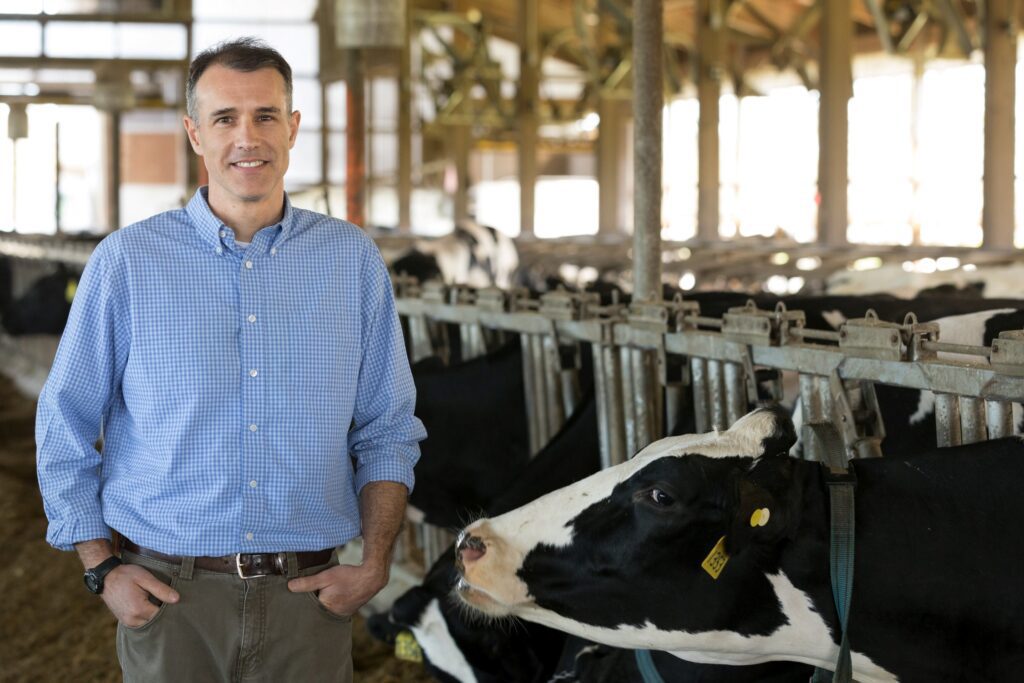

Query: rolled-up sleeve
[36,239,130,550]
[348,241,426,495]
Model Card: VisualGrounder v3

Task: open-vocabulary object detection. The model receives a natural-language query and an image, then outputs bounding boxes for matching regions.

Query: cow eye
[648,488,675,506]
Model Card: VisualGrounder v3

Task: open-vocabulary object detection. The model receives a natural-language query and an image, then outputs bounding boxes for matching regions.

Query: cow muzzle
[453,521,530,615]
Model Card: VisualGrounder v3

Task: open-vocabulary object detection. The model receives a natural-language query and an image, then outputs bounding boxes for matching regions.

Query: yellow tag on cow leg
[395,631,424,663]
[701,535,730,579]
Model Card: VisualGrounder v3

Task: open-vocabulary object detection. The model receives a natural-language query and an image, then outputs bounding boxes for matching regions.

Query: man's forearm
[75,538,115,569]
[358,481,409,569]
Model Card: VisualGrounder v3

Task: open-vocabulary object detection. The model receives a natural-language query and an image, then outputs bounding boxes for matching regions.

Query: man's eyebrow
[209,107,237,119]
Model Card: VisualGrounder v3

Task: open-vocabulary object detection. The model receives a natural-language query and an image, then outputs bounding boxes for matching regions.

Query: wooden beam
[519,0,540,237]
[817,0,851,247]
[346,50,367,227]
[982,0,1017,250]
[399,0,413,231]
[697,0,724,243]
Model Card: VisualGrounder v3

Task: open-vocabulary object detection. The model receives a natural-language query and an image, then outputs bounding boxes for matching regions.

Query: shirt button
[219,230,226,237]
[215,247,223,254]
[245,260,253,269]
[270,247,277,255]
[249,480,258,488]
[245,532,254,541]
[248,424,258,432]
[249,369,258,378]
[247,314,257,323]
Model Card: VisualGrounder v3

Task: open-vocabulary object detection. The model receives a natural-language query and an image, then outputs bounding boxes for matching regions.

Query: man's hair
[186,37,293,122]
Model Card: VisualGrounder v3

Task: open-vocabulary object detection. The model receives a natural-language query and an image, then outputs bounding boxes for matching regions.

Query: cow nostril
[457,533,487,563]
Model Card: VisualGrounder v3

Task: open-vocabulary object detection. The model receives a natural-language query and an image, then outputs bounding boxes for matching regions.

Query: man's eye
[649,488,675,506]
[216,117,232,124]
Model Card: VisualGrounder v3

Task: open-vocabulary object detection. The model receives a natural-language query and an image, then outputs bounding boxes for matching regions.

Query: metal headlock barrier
[394,281,1024,571]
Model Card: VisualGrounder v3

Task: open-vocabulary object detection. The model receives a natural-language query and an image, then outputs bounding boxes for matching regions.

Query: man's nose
[234,119,259,149]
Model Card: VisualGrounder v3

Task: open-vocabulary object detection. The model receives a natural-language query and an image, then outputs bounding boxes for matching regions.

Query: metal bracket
[421,281,448,304]
[838,309,904,361]
[901,312,940,361]
[991,331,1024,376]
[475,287,508,313]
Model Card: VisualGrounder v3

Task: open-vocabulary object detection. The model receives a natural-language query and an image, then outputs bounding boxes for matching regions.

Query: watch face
[84,571,102,594]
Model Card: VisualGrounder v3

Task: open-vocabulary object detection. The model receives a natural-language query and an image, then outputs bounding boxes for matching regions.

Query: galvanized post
[799,374,824,461]
[593,343,612,468]
[520,333,541,455]
[723,361,746,427]
[959,396,986,444]
[543,336,567,437]
[603,345,627,465]
[707,359,726,432]
[620,346,637,456]
[934,393,962,447]
[691,357,710,432]
[632,348,653,450]
[531,334,550,447]
[986,400,1013,438]
[632,0,664,302]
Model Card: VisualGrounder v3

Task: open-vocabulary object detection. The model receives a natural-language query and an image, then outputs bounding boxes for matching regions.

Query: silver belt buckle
[236,553,269,579]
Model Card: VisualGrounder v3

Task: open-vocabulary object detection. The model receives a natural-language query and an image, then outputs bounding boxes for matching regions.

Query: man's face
[183,64,300,208]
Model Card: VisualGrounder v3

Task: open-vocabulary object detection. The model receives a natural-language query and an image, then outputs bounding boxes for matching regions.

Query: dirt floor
[0,372,434,683]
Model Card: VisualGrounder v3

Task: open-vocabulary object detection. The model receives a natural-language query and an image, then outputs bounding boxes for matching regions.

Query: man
[36,38,426,681]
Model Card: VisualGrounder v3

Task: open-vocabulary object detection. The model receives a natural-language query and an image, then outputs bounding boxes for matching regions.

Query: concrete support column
[632,0,663,302]
[398,0,413,231]
[696,0,723,243]
[104,111,121,232]
[518,0,539,237]
[597,96,625,236]
[817,0,851,247]
[346,49,367,227]
[983,0,1017,250]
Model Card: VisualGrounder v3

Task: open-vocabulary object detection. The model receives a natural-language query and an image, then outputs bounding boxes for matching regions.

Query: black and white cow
[373,397,812,683]
[392,220,519,289]
[456,406,1024,682]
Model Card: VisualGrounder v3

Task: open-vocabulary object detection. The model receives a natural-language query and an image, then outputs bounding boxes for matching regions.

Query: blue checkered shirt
[37,188,426,555]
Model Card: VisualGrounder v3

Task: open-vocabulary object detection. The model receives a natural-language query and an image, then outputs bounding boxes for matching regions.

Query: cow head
[455,406,813,657]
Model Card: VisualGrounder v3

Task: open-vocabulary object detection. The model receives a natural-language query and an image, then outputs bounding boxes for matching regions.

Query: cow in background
[1,262,80,336]
[392,220,519,289]
[456,406,1024,682]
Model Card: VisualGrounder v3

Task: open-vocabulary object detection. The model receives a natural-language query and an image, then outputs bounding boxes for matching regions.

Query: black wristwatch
[84,555,123,595]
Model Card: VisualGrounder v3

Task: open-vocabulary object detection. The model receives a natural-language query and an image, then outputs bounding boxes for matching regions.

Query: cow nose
[457,531,487,563]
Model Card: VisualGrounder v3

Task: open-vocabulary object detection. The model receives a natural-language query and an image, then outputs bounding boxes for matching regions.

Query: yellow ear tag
[395,631,424,663]
[701,535,730,579]
[65,279,78,304]
[750,507,770,528]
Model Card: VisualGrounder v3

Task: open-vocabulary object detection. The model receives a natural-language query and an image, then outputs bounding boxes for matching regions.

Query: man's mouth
[233,160,266,168]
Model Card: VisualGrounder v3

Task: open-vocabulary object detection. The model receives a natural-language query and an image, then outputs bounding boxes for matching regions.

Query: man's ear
[183,116,203,155]
[726,457,801,554]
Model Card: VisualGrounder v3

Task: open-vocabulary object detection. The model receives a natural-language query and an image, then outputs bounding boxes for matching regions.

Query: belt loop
[179,556,195,581]
[286,552,299,578]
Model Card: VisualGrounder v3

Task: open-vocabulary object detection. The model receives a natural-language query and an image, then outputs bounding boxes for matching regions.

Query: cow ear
[726,457,801,554]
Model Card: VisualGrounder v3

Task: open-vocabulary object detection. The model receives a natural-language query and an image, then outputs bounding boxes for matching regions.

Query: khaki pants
[116,549,353,683]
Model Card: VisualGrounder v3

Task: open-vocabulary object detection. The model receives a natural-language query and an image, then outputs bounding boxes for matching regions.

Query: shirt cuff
[353,445,418,496]
[46,517,112,552]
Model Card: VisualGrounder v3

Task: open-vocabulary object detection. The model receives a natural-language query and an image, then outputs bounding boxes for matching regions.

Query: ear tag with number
[395,631,424,662]
[750,507,771,527]
[701,535,730,579]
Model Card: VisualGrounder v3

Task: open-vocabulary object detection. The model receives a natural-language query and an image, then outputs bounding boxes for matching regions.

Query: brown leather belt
[120,539,334,579]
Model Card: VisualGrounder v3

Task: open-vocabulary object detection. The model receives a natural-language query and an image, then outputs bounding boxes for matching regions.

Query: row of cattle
[382,292,1024,682]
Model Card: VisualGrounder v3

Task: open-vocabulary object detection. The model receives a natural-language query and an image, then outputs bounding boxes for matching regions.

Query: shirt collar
[185,186,296,252]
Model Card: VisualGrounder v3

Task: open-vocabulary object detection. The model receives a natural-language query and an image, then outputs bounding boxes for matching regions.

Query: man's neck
[207,187,285,243]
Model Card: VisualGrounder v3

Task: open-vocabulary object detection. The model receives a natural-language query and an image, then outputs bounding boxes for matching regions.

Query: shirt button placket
[241,253,261,543]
